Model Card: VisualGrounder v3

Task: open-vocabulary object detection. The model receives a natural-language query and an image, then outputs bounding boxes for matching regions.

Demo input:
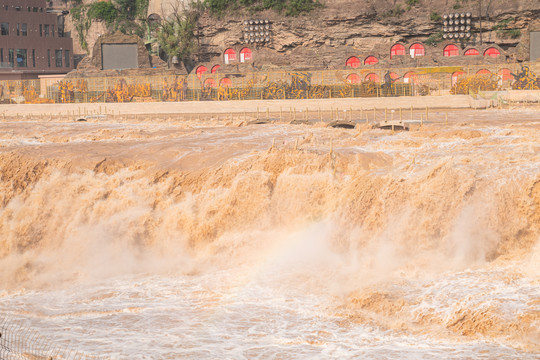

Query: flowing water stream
[0,109,539,358]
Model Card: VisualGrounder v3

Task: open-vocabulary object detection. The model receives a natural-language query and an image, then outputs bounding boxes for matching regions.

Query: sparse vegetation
[205,0,322,17]
[425,31,443,46]
[70,0,150,53]
[381,4,405,18]
[156,3,200,68]
[493,18,521,39]
[87,1,118,25]
[406,0,419,10]
[430,11,441,22]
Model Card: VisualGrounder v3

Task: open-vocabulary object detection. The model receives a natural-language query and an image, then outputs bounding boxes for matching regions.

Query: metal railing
[1,62,538,104]
[0,316,102,360]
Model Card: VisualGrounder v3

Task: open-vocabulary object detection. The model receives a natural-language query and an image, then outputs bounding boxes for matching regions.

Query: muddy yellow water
[0,109,539,359]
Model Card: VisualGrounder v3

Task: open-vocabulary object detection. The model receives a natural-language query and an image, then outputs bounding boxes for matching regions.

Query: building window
[32,49,36,67]
[21,23,27,36]
[364,56,379,65]
[15,6,21,11]
[443,44,459,57]
[47,49,51,67]
[0,49,3,65]
[8,48,14,67]
[44,24,49,37]
[33,7,38,12]
[16,49,27,67]
[51,25,55,37]
[27,6,31,12]
[3,5,7,10]
[410,43,425,57]
[39,24,42,37]
[211,64,220,73]
[345,56,361,68]
[390,43,406,59]
[16,23,19,36]
[55,50,62,67]
[64,50,70,68]
[224,48,236,64]
[1,23,8,36]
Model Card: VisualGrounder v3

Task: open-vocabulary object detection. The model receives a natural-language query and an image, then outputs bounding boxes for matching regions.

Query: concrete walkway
[0,95,471,116]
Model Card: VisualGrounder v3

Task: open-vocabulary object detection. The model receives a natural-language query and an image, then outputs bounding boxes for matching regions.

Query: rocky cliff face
[66,0,540,71]
[196,0,540,70]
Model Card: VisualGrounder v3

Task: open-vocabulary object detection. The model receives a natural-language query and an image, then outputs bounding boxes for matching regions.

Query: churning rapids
[0,108,539,359]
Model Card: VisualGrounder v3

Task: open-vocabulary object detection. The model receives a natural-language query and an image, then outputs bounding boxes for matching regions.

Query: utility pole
[479,0,483,45]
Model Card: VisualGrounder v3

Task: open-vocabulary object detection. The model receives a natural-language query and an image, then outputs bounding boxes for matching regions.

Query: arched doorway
[464,48,479,56]
[211,65,220,74]
[224,48,236,64]
[364,56,379,65]
[403,71,418,84]
[390,44,406,59]
[220,77,232,87]
[204,78,217,88]
[451,71,464,86]
[409,43,425,57]
[346,73,361,84]
[498,68,513,81]
[346,56,361,68]
[484,47,500,58]
[240,48,252,63]
[443,44,459,57]
[196,65,207,79]
[476,69,491,75]
[365,73,380,82]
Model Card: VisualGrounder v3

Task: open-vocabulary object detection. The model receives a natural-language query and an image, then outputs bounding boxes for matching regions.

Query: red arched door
[410,43,425,57]
[224,48,236,64]
[365,73,380,82]
[451,71,464,86]
[390,44,406,59]
[211,65,220,73]
[498,68,513,81]
[403,71,418,84]
[364,56,379,65]
[346,56,361,68]
[204,78,216,88]
[484,47,500,58]
[464,48,479,56]
[240,48,252,63]
[196,65,207,79]
[220,77,232,87]
[346,73,361,83]
[443,44,459,57]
